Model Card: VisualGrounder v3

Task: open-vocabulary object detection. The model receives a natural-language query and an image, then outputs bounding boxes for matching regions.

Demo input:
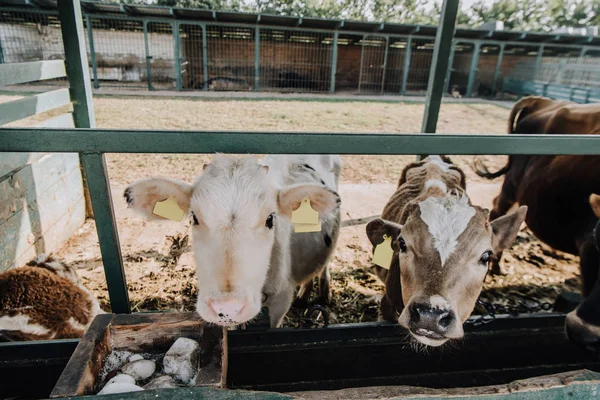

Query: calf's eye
[479,250,493,265]
[191,212,199,226]
[398,237,407,253]
[265,213,276,229]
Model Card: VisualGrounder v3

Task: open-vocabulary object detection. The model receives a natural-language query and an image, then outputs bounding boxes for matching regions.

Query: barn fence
[1,5,599,97]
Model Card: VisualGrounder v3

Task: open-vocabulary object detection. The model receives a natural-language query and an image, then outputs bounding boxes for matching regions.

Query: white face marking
[424,155,451,172]
[424,179,447,193]
[0,314,52,336]
[418,193,476,266]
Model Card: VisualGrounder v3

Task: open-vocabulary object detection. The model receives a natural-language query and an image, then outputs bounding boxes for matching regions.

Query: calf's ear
[590,193,600,218]
[490,205,527,253]
[366,218,403,252]
[277,183,340,218]
[124,177,193,221]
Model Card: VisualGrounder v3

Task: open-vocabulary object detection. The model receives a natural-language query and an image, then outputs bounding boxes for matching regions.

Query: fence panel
[405,38,434,95]
[474,44,500,96]
[259,28,332,93]
[447,42,473,96]
[334,33,362,93]
[0,10,67,87]
[205,25,254,91]
[179,24,204,90]
[383,37,406,94]
[358,35,386,94]
[147,21,175,90]
[87,17,146,90]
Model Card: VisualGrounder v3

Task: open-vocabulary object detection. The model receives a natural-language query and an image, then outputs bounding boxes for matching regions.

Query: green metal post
[465,42,481,97]
[330,31,338,93]
[202,25,208,90]
[443,41,456,94]
[358,34,365,93]
[81,153,131,314]
[143,21,153,91]
[173,21,182,91]
[85,15,98,89]
[254,26,260,91]
[380,37,389,94]
[533,44,545,81]
[491,43,505,96]
[57,0,130,314]
[57,0,95,129]
[400,36,412,95]
[420,0,460,142]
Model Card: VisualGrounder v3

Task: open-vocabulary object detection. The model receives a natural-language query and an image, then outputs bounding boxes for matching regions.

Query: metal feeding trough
[47,311,600,399]
[50,312,226,398]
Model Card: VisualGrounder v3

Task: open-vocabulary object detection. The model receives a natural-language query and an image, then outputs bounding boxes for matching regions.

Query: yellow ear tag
[291,197,321,233]
[152,197,185,222]
[372,235,394,270]
[291,197,319,225]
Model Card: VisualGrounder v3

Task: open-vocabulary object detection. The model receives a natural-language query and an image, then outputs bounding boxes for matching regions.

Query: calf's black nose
[409,302,454,337]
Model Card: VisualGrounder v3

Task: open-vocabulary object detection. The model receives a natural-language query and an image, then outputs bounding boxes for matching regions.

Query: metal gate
[205,25,254,91]
[179,24,205,90]
[146,21,175,90]
[358,35,387,94]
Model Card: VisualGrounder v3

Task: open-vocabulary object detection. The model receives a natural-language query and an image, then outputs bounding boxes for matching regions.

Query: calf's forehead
[407,195,490,266]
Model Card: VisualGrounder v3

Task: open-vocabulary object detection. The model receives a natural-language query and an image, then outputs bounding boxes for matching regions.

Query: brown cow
[474,96,600,351]
[367,155,526,347]
[0,254,104,341]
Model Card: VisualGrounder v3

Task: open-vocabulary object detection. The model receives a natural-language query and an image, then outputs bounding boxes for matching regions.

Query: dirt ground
[5,95,581,326]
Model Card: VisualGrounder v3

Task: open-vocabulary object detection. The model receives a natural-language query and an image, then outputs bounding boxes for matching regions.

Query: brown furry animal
[0,254,103,342]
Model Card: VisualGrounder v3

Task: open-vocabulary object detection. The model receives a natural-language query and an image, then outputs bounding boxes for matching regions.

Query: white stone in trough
[143,375,180,390]
[121,359,156,381]
[97,382,144,395]
[163,337,200,384]
[105,374,136,387]
[128,354,144,362]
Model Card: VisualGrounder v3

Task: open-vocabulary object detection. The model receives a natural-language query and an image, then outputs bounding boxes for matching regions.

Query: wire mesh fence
[0,8,598,97]
[405,38,434,95]
[87,17,146,90]
[259,28,333,93]
[383,37,406,94]
[180,24,204,90]
[0,9,67,87]
[205,25,254,91]
[147,21,175,90]
[448,42,474,96]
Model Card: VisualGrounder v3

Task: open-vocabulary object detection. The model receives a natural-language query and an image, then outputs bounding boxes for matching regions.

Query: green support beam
[173,21,182,91]
[202,24,208,90]
[57,0,129,314]
[466,41,481,97]
[330,31,338,93]
[400,36,412,95]
[57,0,95,129]
[81,153,131,314]
[143,21,153,91]
[85,15,99,89]
[491,43,505,96]
[380,37,389,94]
[443,41,456,94]
[420,0,460,139]
[254,26,260,91]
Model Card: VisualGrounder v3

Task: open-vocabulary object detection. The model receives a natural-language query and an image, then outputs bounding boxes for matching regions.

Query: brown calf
[367,156,526,347]
[0,254,103,342]
[475,96,600,351]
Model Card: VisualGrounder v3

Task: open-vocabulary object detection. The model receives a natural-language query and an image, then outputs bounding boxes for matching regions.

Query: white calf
[124,154,341,327]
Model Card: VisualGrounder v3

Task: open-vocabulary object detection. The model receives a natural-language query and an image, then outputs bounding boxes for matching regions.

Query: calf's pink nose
[210,298,245,320]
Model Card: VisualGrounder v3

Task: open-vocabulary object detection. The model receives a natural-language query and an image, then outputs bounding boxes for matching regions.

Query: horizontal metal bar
[0,60,66,87]
[0,89,71,126]
[1,128,600,155]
